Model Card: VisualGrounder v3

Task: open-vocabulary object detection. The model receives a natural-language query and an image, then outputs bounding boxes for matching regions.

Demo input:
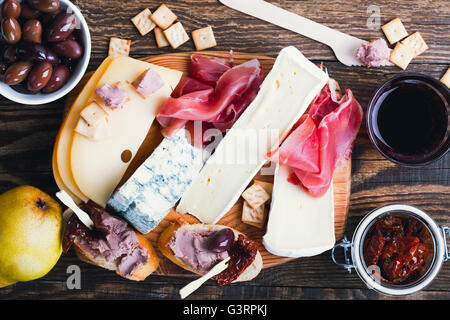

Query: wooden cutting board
[64,51,351,277]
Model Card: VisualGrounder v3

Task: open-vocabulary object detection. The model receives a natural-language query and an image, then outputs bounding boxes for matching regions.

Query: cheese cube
[108,37,131,57]
[401,32,428,57]
[390,42,414,70]
[192,26,217,51]
[381,18,408,44]
[80,102,108,127]
[242,184,270,209]
[75,117,111,141]
[151,4,177,30]
[242,201,266,229]
[253,180,274,195]
[154,27,170,48]
[131,8,155,36]
[164,22,189,49]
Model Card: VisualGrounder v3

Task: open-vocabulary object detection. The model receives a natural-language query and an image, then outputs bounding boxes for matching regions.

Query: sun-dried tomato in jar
[363,214,433,285]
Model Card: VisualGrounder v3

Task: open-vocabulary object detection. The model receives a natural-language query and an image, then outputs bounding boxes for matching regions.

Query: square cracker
[242,184,270,209]
[154,27,170,48]
[131,8,155,36]
[151,4,177,30]
[108,37,131,57]
[382,18,408,44]
[163,22,189,49]
[242,201,266,229]
[390,42,414,70]
[192,26,217,51]
[441,68,450,89]
[401,32,428,57]
[253,180,273,195]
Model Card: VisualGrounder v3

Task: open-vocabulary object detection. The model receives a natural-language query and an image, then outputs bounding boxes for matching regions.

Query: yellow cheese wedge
[53,56,115,202]
[70,56,182,207]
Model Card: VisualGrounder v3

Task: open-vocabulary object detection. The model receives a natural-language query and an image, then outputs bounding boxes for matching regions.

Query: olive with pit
[1,0,21,19]
[3,45,16,63]
[4,61,33,85]
[20,4,40,19]
[42,64,68,93]
[27,61,53,91]
[45,48,59,65]
[46,13,76,42]
[16,42,47,62]
[1,17,21,44]
[28,0,60,13]
[23,19,42,43]
[41,9,60,25]
[52,39,82,59]
[207,228,235,253]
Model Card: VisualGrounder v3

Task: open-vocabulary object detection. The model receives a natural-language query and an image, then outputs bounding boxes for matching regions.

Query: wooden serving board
[65,51,351,277]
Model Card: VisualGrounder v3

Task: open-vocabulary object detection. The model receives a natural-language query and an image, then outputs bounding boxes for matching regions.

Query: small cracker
[151,3,177,30]
[131,8,155,36]
[253,180,273,195]
[154,27,170,48]
[242,201,266,229]
[440,68,450,89]
[241,184,270,209]
[108,37,131,57]
[401,32,428,57]
[163,22,189,49]
[192,26,217,51]
[390,42,414,70]
[381,18,408,44]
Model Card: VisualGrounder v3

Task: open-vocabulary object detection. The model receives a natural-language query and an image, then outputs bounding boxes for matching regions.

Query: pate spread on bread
[63,204,159,281]
[159,221,262,285]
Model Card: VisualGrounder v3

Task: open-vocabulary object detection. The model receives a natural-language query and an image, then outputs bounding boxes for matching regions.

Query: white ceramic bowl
[0,0,91,105]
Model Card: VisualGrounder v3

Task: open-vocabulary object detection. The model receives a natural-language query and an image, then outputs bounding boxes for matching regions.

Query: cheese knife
[218,0,367,66]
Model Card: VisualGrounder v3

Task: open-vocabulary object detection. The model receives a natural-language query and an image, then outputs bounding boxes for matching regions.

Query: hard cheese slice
[53,56,115,203]
[176,46,328,224]
[263,165,335,257]
[70,56,182,207]
[107,129,203,234]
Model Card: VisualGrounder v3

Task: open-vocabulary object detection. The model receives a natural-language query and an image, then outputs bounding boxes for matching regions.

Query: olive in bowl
[0,0,91,105]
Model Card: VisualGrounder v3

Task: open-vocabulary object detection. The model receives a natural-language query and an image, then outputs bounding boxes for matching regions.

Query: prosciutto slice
[268,83,363,197]
[157,56,263,136]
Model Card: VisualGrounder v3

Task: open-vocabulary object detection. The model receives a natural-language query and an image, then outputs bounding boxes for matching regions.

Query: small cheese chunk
[242,201,266,229]
[154,27,170,48]
[95,82,130,109]
[131,8,155,36]
[79,101,108,127]
[382,18,408,45]
[242,184,270,209]
[164,22,189,49]
[253,180,274,195]
[390,42,414,70]
[401,32,428,57]
[441,68,450,89]
[108,37,131,57]
[151,4,177,30]
[192,26,217,51]
[75,117,111,141]
[132,68,165,97]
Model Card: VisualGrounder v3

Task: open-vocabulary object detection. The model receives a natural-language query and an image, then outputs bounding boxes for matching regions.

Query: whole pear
[0,186,63,287]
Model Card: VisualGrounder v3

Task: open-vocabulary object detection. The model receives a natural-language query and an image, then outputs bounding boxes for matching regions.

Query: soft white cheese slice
[263,165,335,258]
[176,46,328,224]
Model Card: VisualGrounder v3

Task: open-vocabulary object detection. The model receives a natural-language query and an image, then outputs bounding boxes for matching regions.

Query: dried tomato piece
[363,231,385,266]
[213,234,258,286]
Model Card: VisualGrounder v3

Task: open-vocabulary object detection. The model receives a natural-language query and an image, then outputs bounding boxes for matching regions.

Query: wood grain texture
[0,0,449,300]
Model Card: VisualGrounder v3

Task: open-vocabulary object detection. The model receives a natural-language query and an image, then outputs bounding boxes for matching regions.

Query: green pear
[0,186,63,287]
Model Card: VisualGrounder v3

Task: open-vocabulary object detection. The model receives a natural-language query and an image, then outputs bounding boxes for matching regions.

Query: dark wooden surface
[0,0,449,300]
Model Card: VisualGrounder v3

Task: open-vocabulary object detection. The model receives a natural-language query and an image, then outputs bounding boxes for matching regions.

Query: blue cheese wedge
[107,129,203,233]
[176,46,328,224]
[263,165,335,258]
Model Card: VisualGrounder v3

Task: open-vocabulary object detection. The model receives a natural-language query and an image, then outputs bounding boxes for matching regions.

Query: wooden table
[1,0,449,300]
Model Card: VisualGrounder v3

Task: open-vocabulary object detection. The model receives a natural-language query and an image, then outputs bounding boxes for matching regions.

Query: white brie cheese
[263,165,335,258]
[176,46,328,224]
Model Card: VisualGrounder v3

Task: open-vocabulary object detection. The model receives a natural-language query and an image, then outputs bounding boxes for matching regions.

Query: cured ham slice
[157,57,264,136]
[268,83,363,197]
